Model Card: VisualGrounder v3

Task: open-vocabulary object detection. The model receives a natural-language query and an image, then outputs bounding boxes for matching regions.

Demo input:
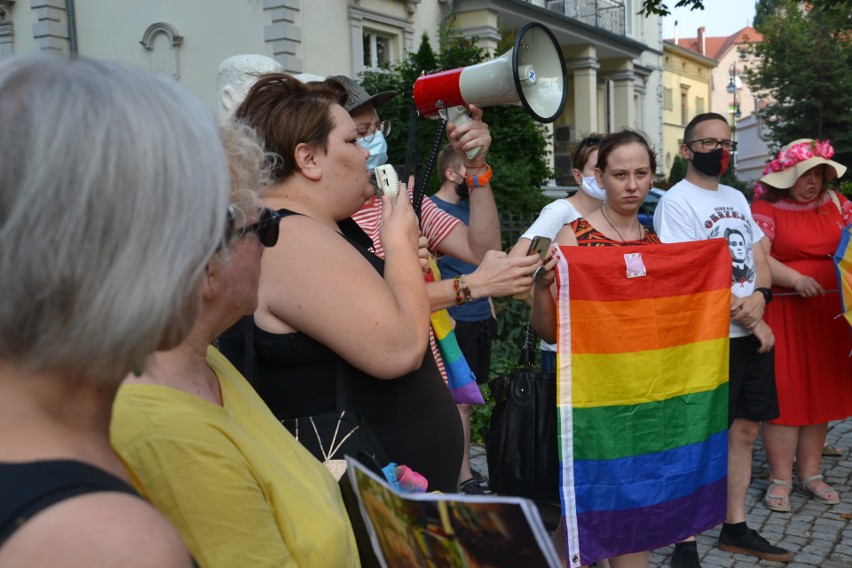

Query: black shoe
[459,478,486,495]
[671,544,701,568]
[718,527,793,562]
[471,468,489,490]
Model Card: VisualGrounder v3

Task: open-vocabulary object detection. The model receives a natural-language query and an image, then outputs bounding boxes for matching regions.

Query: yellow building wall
[661,45,714,179]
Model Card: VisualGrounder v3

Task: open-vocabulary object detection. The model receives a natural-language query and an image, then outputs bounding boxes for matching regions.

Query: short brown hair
[571,133,605,173]
[596,129,657,173]
[437,144,463,184]
[235,74,347,183]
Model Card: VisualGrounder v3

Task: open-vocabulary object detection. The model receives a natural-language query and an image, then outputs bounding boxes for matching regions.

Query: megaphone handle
[446,106,481,161]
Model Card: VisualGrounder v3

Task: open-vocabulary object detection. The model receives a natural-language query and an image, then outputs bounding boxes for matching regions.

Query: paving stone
[473,419,852,567]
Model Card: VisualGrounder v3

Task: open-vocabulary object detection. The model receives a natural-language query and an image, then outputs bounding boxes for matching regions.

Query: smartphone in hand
[526,236,552,260]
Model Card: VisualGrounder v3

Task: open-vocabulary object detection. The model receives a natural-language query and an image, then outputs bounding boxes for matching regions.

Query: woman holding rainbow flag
[531,129,661,568]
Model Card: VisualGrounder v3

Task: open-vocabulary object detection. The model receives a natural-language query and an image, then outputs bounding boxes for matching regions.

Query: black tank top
[0,460,138,545]
[218,211,464,492]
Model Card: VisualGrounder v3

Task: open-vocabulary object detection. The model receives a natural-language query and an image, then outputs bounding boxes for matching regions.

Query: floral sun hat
[754,138,847,198]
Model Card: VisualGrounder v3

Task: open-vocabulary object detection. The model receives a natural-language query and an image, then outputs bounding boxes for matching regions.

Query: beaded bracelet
[460,274,473,303]
[453,276,465,305]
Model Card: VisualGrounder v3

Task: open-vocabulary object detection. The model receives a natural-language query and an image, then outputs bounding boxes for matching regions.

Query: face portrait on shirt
[726,228,747,264]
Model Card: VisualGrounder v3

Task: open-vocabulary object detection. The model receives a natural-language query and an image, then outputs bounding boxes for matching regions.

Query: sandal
[801,474,840,505]
[764,479,792,512]
[823,443,845,457]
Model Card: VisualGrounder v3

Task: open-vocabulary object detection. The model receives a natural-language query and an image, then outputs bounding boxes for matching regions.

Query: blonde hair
[219,119,275,226]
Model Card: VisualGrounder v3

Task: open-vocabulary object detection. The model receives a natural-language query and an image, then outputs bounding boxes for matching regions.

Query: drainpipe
[65,0,77,54]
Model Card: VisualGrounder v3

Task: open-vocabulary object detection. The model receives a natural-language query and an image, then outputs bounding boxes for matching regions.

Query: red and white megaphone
[413,22,567,157]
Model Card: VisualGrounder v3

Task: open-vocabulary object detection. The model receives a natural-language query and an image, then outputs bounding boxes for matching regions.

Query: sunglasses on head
[226,206,281,248]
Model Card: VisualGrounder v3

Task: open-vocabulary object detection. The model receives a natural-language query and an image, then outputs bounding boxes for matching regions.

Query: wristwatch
[755,287,773,304]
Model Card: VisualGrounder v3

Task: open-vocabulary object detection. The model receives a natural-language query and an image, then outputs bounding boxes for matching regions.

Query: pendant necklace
[600,205,641,243]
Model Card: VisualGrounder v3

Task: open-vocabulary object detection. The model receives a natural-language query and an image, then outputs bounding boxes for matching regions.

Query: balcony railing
[522,0,626,36]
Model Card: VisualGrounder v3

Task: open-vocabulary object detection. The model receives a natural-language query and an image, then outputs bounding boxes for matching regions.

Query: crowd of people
[0,51,849,568]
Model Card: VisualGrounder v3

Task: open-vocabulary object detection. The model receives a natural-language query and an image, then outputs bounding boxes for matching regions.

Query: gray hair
[0,54,229,385]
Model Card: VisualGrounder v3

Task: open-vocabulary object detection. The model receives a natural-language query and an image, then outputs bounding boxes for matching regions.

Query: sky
[662,1,757,40]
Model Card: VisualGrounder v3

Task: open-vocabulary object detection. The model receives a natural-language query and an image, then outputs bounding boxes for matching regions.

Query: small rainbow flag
[834,225,852,326]
[427,257,484,405]
[555,240,730,567]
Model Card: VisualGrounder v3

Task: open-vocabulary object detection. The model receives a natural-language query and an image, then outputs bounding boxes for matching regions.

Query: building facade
[447,1,662,188]
[660,39,715,178]
[2,0,663,188]
[669,25,770,182]
[0,0,443,111]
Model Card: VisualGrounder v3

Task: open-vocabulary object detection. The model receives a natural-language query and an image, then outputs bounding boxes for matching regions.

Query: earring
[131,359,145,377]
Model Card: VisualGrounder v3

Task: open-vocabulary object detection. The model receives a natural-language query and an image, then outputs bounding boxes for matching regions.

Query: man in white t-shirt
[654,113,793,566]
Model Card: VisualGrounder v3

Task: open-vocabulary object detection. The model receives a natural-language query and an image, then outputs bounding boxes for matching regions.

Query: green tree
[359,30,551,219]
[668,155,687,185]
[638,0,704,16]
[745,1,852,167]
[640,0,845,17]
[754,0,782,30]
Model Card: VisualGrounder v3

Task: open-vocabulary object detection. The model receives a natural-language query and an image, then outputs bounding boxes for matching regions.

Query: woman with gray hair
[111,121,360,568]
[0,54,228,566]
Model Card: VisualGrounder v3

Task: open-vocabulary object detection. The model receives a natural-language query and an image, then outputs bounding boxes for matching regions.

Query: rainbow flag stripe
[834,225,852,325]
[556,240,731,567]
[427,257,484,405]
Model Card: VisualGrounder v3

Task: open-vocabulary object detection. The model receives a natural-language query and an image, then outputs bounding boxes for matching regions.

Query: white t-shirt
[653,179,765,338]
[521,199,583,353]
[520,199,582,242]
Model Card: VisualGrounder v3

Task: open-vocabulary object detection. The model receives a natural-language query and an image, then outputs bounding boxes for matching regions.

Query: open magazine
[345,456,561,568]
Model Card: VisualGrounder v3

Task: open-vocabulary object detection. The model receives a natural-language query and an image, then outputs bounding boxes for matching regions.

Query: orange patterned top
[567,218,661,247]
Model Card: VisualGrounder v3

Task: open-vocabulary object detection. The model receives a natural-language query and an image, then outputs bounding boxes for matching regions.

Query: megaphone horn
[413,22,567,125]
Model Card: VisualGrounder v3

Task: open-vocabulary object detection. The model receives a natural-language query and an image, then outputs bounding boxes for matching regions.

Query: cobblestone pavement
[471,419,851,567]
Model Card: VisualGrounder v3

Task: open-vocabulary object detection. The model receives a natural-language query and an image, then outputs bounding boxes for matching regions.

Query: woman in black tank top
[221,74,464,492]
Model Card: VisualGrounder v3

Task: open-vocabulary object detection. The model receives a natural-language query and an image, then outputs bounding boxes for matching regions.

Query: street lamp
[727,62,742,173]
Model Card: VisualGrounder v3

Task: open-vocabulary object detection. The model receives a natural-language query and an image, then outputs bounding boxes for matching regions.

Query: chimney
[698,26,705,55]
[674,20,679,44]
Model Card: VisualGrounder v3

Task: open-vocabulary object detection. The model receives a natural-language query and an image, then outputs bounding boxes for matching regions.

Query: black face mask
[455,181,470,200]
[690,147,730,178]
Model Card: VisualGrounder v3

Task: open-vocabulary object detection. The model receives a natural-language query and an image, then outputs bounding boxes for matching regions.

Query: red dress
[752,191,852,426]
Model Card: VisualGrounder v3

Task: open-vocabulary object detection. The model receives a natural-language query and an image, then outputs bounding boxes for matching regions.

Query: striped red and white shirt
[351,187,462,382]
[352,188,462,259]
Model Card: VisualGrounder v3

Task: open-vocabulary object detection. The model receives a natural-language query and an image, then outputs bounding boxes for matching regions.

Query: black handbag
[485,324,560,503]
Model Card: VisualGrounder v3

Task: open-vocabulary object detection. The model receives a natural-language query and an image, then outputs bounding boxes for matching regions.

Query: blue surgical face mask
[580,175,606,201]
[358,131,388,173]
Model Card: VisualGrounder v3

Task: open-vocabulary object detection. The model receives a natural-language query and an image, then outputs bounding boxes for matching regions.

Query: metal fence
[499,211,541,250]
[523,0,626,36]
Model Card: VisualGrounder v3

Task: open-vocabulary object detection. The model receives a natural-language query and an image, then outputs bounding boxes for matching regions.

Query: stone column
[264,0,302,73]
[565,45,599,136]
[0,1,14,57]
[453,9,500,53]
[30,0,67,53]
[610,60,635,130]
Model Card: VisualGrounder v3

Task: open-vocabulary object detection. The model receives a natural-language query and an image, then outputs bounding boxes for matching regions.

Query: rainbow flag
[555,240,730,567]
[427,257,484,405]
[834,225,852,326]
